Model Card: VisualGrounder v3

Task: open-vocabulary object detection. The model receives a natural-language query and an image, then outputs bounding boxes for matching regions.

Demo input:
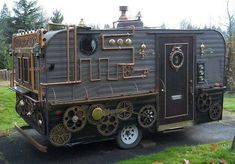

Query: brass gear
[123,65,133,77]
[49,124,72,146]
[116,101,133,120]
[138,105,157,128]
[97,113,119,136]
[196,93,212,112]
[63,106,87,132]
[209,103,222,121]
[87,104,105,125]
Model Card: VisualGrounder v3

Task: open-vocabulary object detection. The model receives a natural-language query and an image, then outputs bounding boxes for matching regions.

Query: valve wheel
[87,104,105,125]
[138,105,157,128]
[49,123,72,146]
[63,106,87,132]
[116,101,133,121]
[209,104,222,121]
[196,93,212,112]
[97,113,119,136]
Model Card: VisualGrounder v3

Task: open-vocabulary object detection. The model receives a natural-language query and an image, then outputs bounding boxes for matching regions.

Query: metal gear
[24,98,34,116]
[16,94,24,115]
[63,106,87,132]
[116,101,133,120]
[209,103,222,121]
[196,93,212,112]
[97,113,119,136]
[123,65,133,77]
[35,111,46,134]
[49,123,72,146]
[138,105,157,128]
[87,104,105,125]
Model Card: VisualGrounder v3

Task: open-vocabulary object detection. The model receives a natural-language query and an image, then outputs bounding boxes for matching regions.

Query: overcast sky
[1,0,235,29]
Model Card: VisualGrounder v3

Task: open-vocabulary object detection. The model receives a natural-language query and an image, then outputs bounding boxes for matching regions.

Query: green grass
[224,95,235,112]
[118,141,235,164]
[0,86,25,135]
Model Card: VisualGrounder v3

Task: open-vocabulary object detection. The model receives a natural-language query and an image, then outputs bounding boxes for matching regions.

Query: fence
[0,69,9,81]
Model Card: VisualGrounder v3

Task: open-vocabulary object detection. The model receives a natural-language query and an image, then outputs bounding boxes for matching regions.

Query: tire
[116,124,142,149]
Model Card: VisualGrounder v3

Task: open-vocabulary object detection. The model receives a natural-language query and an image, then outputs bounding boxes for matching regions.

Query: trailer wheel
[116,124,142,149]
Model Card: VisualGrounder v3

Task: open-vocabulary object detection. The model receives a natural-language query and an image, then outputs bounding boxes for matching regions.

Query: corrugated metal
[196,30,225,87]
[44,29,225,102]
[45,29,156,101]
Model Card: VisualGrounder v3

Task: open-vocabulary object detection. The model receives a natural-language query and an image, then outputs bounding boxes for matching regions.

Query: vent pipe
[119,6,128,21]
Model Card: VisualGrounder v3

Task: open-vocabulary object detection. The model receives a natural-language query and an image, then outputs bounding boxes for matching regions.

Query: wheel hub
[121,125,138,145]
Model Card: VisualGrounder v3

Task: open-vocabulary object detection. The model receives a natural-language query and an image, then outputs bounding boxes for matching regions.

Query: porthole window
[80,36,98,55]
[169,46,184,71]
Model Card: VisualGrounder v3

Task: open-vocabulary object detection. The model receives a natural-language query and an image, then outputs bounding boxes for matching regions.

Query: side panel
[44,30,157,102]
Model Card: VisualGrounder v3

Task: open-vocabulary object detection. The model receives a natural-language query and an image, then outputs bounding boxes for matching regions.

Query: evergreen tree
[50,9,64,30]
[0,4,12,69]
[13,0,46,30]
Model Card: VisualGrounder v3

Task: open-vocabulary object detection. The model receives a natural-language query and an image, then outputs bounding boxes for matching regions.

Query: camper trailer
[10,6,226,152]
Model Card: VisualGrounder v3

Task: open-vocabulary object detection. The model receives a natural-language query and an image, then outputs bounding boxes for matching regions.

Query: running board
[158,120,194,132]
[15,123,47,153]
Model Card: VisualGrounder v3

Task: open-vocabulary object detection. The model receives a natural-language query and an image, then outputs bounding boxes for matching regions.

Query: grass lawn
[0,86,26,135]
[224,94,235,112]
[118,141,235,164]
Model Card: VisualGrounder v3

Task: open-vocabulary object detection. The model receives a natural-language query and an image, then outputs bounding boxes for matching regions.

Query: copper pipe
[74,26,78,81]
[47,23,66,31]
[49,91,158,106]
[30,54,35,90]
[66,25,70,81]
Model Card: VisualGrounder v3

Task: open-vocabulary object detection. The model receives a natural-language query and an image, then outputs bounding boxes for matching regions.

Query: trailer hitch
[15,123,47,153]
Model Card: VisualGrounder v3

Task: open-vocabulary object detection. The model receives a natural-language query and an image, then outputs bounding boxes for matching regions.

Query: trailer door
[158,36,194,125]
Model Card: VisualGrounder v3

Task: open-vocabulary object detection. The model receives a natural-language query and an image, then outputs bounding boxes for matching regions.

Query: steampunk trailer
[10,7,226,151]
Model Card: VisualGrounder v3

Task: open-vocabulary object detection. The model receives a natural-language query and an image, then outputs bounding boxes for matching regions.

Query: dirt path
[0,81,9,87]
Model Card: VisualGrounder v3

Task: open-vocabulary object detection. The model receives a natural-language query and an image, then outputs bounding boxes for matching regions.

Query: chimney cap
[119,6,128,21]
[119,6,128,11]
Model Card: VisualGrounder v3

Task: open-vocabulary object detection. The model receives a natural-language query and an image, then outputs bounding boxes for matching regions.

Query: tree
[224,0,235,91]
[13,0,46,30]
[0,3,13,42]
[50,9,64,30]
[104,24,110,29]
[0,30,8,69]
[0,4,12,69]
[179,19,199,30]
[160,23,166,29]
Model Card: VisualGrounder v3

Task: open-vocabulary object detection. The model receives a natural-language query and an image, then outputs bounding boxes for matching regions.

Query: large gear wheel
[24,98,34,116]
[35,110,46,134]
[63,106,87,132]
[209,103,222,121]
[97,113,119,136]
[49,124,72,146]
[196,93,212,112]
[87,104,105,125]
[116,101,133,120]
[16,94,24,115]
[138,105,157,128]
